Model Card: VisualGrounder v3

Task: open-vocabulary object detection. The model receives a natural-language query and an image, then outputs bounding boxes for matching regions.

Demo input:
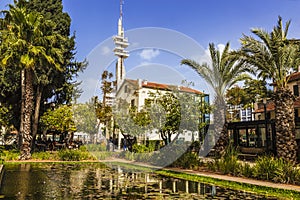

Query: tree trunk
[20,69,34,160]
[19,69,25,150]
[213,97,228,157]
[168,132,172,144]
[31,85,43,151]
[160,131,168,145]
[274,88,297,164]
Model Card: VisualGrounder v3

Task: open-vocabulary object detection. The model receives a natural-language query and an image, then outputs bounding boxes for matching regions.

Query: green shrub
[91,151,114,160]
[124,151,135,161]
[253,156,279,181]
[149,143,189,167]
[85,143,106,152]
[32,151,58,160]
[146,140,158,151]
[253,156,300,184]
[58,149,81,161]
[132,144,149,153]
[172,152,201,169]
[134,152,154,162]
[132,142,160,153]
[207,144,241,175]
[58,149,95,161]
[79,145,88,152]
[189,141,200,153]
[1,150,20,161]
[239,162,253,177]
[273,160,300,184]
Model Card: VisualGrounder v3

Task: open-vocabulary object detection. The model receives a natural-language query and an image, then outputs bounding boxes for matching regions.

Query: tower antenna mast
[120,0,123,18]
[114,0,129,90]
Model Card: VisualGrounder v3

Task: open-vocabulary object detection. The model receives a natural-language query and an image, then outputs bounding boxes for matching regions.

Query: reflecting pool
[0,163,277,199]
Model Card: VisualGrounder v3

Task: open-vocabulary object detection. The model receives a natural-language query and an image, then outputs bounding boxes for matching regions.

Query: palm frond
[181,42,249,100]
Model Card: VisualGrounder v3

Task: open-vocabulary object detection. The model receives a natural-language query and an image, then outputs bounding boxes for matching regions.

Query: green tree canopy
[73,99,98,139]
[0,5,66,159]
[238,16,300,164]
[181,42,250,156]
[40,105,76,133]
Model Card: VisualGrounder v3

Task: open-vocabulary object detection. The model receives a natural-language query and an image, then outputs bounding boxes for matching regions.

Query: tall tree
[243,79,270,106]
[238,16,300,164]
[95,71,114,139]
[16,0,86,148]
[226,86,246,121]
[0,6,63,159]
[0,0,86,152]
[150,92,181,145]
[73,98,99,144]
[181,42,250,156]
[0,66,21,130]
[145,89,209,146]
[40,104,76,137]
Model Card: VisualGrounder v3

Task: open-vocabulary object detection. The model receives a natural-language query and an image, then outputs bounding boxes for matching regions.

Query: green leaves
[40,104,76,133]
[239,16,300,88]
[20,54,34,68]
[73,100,98,135]
[181,42,249,100]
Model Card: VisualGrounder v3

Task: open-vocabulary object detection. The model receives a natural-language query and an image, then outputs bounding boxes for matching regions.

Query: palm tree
[181,42,250,157]
[238,16,300,164]
[0,6,62,159]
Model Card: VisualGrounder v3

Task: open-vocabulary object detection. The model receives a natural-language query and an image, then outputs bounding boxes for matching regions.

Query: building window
[242,110,246,116]
[125,85,130,93]
[293,85,299,96]
[131,99,135,107]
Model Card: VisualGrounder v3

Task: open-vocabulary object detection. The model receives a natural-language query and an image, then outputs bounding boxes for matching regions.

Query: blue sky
[1,0,300,102]
[66,0,300,60]
[2,0,300,59]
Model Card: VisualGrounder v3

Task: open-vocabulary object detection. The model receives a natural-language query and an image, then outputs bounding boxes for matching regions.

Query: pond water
[0,163,277,199]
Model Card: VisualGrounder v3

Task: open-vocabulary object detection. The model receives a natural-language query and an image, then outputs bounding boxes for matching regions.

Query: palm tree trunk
[20,69,34,160]
[274,88,297,164]
[213,97,229,157]
[31,85,43,151]
[19,69,25,150]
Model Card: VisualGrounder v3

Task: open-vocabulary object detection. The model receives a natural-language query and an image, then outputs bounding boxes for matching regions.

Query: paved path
[102,158,300,193]
[172,168,300,192]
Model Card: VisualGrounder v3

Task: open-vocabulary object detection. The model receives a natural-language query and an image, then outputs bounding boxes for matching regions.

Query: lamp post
[263,98,269,152]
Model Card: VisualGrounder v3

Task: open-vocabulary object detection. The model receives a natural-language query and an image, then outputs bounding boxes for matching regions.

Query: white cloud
[189,43,227,65]
[190,50,211,65]
[139,49,160,61]
[217,44,226,53]
[101,46,110,55]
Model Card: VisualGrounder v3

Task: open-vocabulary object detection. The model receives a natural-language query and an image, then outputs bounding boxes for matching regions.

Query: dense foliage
[181,42,250,156]
[238,16,300,164]
[73,99,98,140]
[0,0,85,159]
[40,105,76,133]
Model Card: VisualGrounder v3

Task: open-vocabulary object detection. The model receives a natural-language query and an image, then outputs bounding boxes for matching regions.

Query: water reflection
[0,163,277,199]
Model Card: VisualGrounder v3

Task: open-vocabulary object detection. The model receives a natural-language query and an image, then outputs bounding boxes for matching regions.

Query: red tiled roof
[287,71,300,82]
[254,102,275,113]
[271,71,300,86]
[255,98,300,113]
[142,81,169,90]
[178,86,203,94]
[126,79,203,95]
